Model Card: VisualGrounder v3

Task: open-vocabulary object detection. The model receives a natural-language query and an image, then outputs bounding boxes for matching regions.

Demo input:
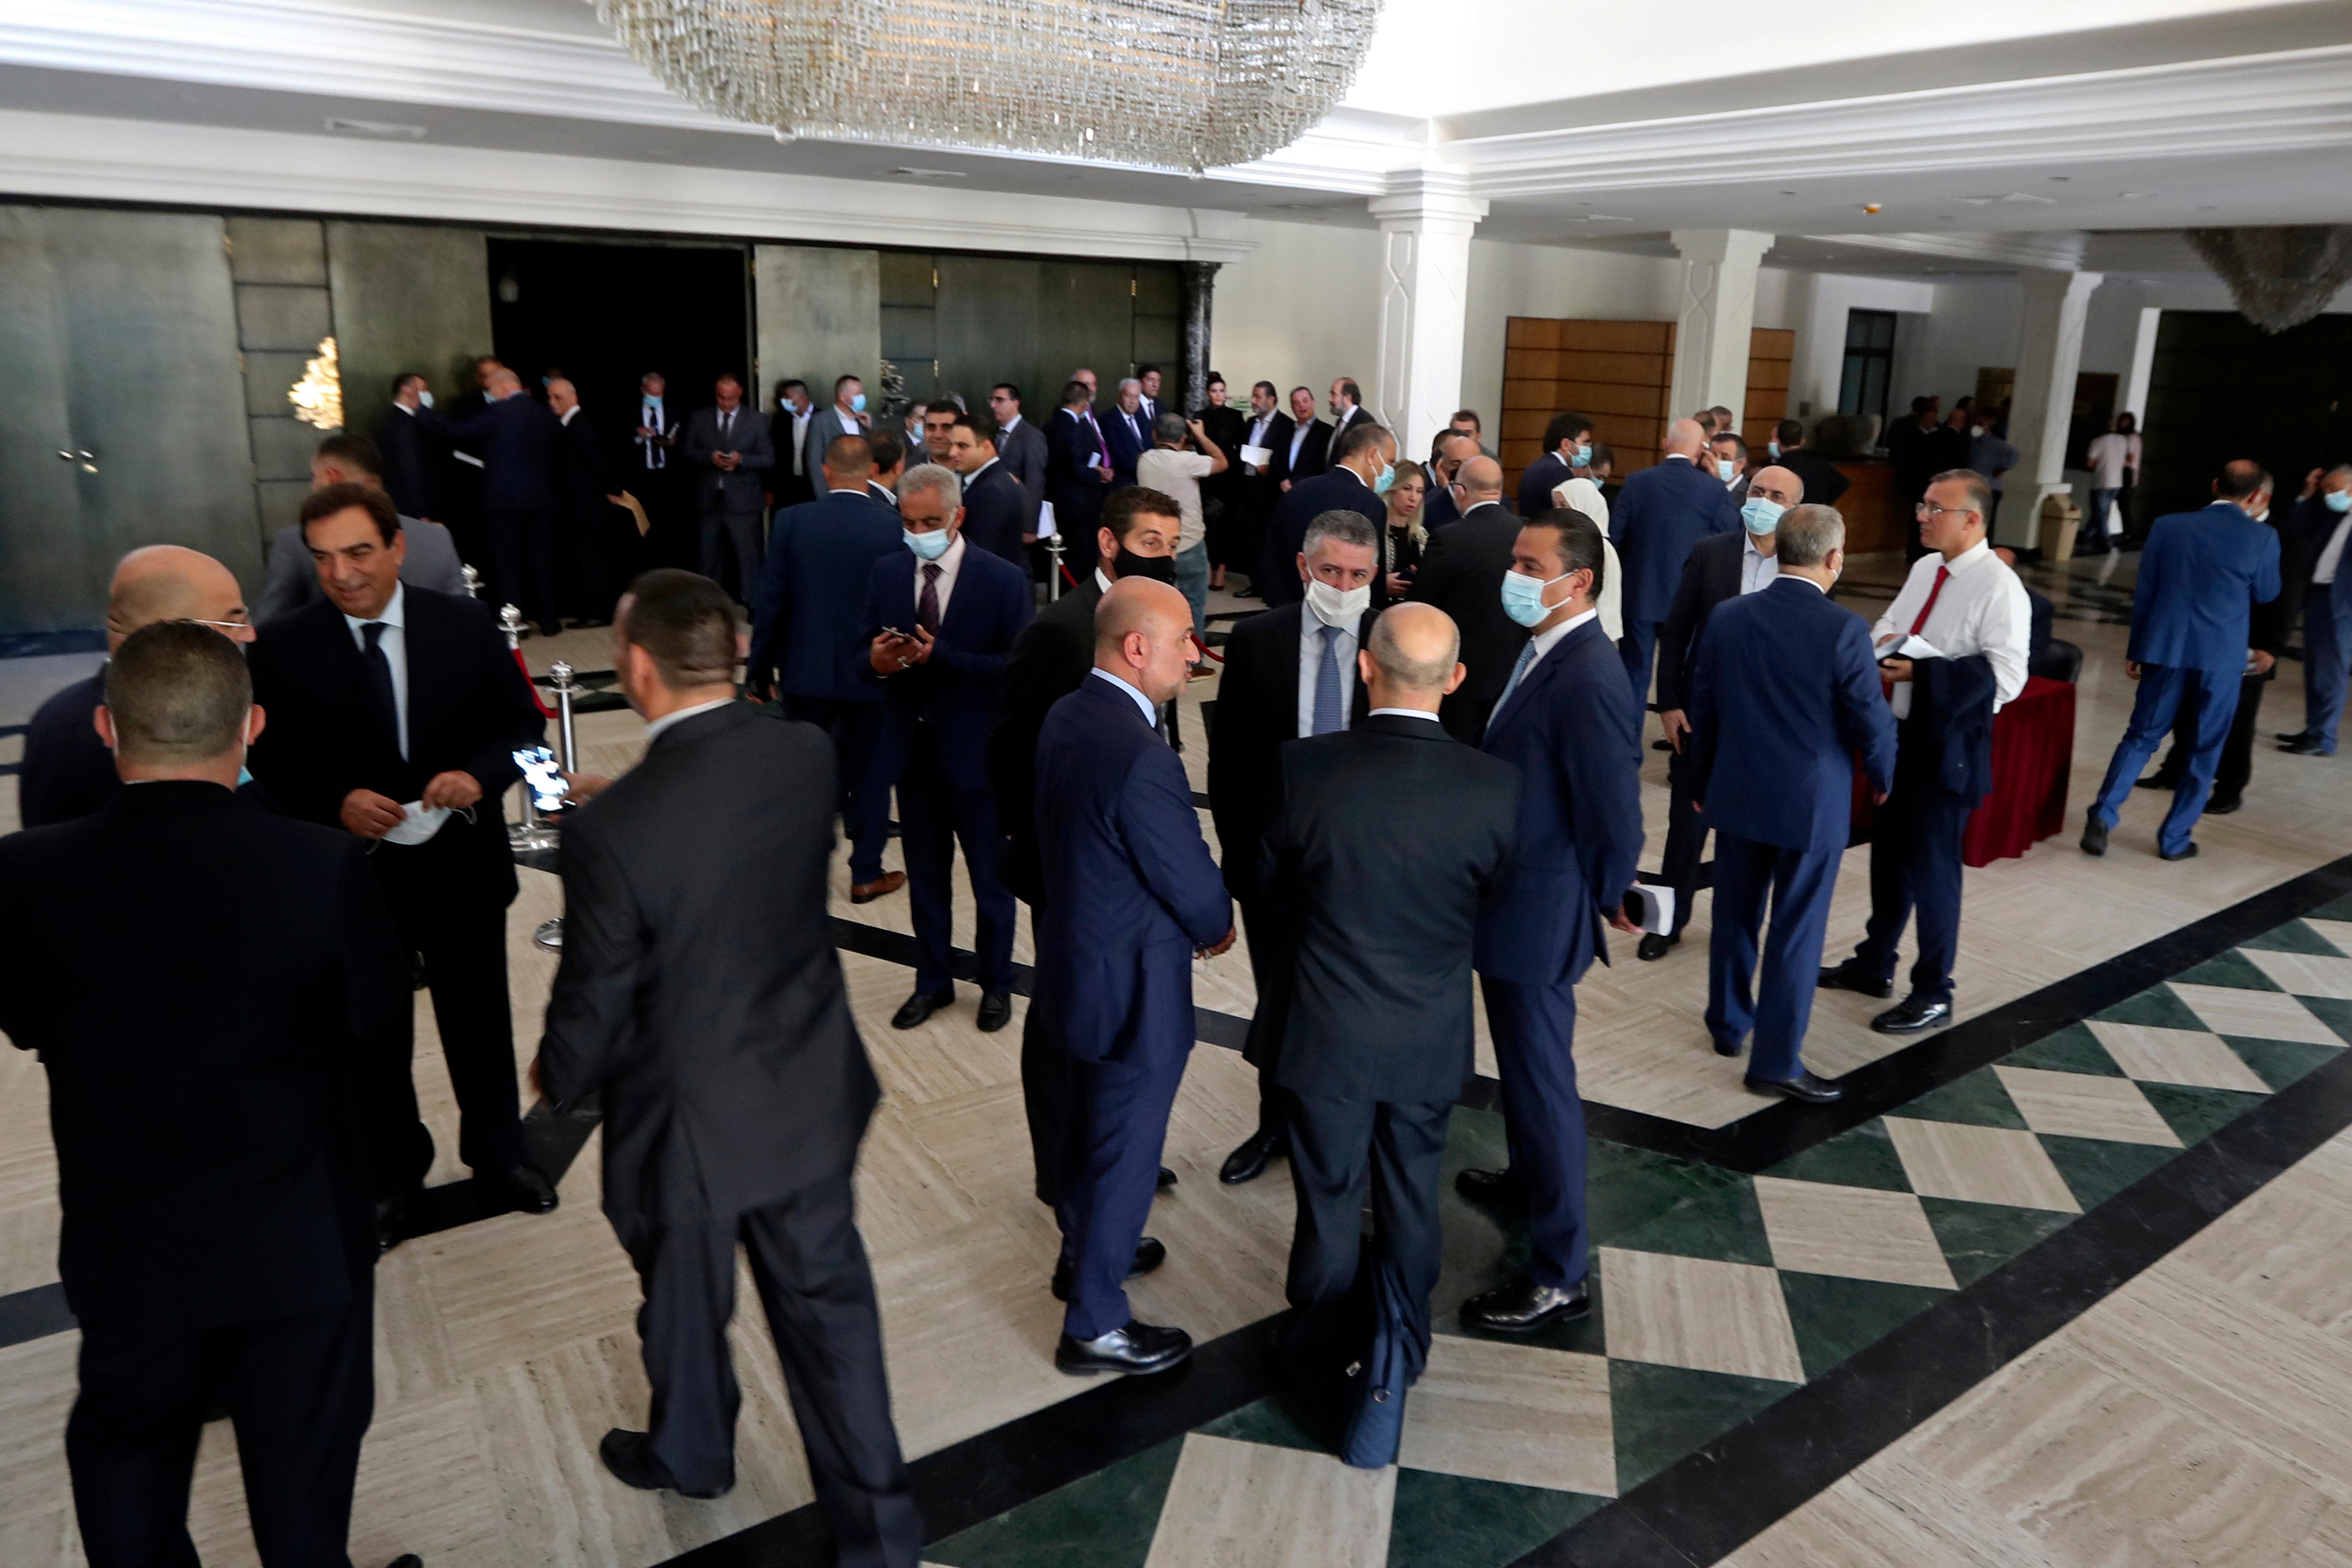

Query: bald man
[18,546,257,828]
[1259,602,1518,1467]
[1406,455,1528,742]
[1032,578,1232,1376]
[1610,417,1742,711]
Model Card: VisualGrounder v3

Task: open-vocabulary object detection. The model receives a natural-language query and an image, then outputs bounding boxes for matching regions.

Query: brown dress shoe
[851,870,906,904]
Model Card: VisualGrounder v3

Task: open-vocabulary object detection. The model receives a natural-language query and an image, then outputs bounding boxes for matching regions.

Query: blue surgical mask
[1717,459,1737,482]
[1573,444,1593,467]
[1766,440,1781,459]
[1500,568,1571,628]
[2328,490,2352,514]
[1741,497,1785,535]
[1372,461,1396,496]
[849,392,867,413]
[903,527,950,560]
[416,390,434,410]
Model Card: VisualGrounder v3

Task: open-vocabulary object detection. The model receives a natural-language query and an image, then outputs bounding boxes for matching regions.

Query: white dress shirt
[1491,606,1599,724]
[643,697,734,743]
[1871,539,2031,719]
[1094,567,1114,595]
[639,396,667,469]
[1090,666,1159,727]
[343,582,410,760]
[787,403,814,475]
[1296,604,1360,738]
[559,405,579,427]
[2312,507,2352,586]
[1288,419,1314,470]
[1740,533,1782,595]
[1368,707,1442,722]
[913,531,968,624]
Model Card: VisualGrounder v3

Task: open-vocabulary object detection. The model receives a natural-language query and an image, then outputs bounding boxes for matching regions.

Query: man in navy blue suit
[1259,420,1398,609]
[1033,578,1234,1375]
[1102,380,1152,489]
[2084,461,2282,861]
[1610,417,1741,712]
[1514,410,1596,520]
[749,434,909,906]
[1454,512,1645,1333]
[1688,505,1896,1101]
[1046,379,1113,541]
[423,366,564,635]
[861,464,1034,1033]
[941,409,1029,566]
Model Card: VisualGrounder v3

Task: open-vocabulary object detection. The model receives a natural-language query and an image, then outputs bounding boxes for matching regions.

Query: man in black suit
[1265,603,1517,1469]
[1046,379,1113,541]
[377,369,439,520]
[1260,420,1396,610]
[247,482,556,1219]
[1325,377,1369,453]
[1516,410,1596,519]
[0,622,418,1568]
[942,409,1028,566]
[548,377,628,624]
[625,370,685,568]
[1648,464,1806,962]
[1136,364,1167,426]
[19,545,256,829]
[1407,456,1528,742]
[1234,380,1292,595]
[539,574,919,1556]
[1278,385,1331,490]
[425,366,564,635]
[1210,510,1381,1185]
[988,382,1048,540]
[1769,419,1850,509]
[1421,431,1478,532]
[770,378,819,512]
[682,374,774,603]
[1102,379,1151,489]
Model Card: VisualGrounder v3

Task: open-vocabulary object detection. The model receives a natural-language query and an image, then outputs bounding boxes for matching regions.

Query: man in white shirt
[1820,469,2030,1036]
[2081,413,2143,555]
[1136,412,1228,636]
[772,378,817,508]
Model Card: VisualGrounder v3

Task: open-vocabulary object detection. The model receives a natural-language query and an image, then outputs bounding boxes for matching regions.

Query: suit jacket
[682,404,774,514]
[1102,404,1151,488]
[860,542,1034,791]
[802,405,868,486]
[988,572,1104,904]
[0,782,408,1328]
[1475,617,1643,986]
[1260,468,1387,609]
[1904,653,2003,803]
[246,587,545,906]
[2128,502,2283,673]
[2278,494,2342,614]
[1777,447,1850,509]
[1032,675,1230,1067]
[18,671,281,828]
[425,393,560,511]
[750,488,905,702]
[255,515,467,626]
[1406,501,1529,709]
[1654,530,1750,712]
[538,704,877,1236]
[1280,417,1332,485]
[556,408,613,519]
[1046,406,1110,514]
[1611,456,1743,628]
[377,403,436,518]
[1516,453,1573,519]
[1687,578,1896,851]
[997,416,1049,531]
[1264,716,1518,1104]
[1423,482,1461,531]
[960,460,1028,566]
[1207,601,1376,899]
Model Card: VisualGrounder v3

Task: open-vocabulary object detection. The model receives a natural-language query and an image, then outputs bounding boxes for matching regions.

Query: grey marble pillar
[1180,260,1221,414]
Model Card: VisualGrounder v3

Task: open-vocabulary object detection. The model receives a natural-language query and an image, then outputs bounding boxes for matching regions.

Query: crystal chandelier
[594,0,1381,174]
[2187,226,2352,334]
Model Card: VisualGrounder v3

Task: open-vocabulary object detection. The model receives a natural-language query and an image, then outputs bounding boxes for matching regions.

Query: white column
[2003,268,2105,548]
[2123,303,2162,425]
[1369,168,1487,457]
[1667,229,1774,428]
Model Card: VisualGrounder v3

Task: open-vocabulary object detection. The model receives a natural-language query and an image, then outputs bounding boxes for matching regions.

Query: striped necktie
[1488,641,1539,736]
[1312,624,1345,735]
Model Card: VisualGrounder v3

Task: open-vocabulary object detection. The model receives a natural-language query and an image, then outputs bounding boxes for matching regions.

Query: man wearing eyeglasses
[18,545,257,828]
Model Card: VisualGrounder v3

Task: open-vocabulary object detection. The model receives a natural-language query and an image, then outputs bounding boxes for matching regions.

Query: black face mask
[1112,547,1176,585]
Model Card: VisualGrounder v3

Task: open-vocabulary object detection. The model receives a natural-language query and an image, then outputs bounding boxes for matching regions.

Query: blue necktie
[1313,623,1344,735]
[1490,641,1539,733]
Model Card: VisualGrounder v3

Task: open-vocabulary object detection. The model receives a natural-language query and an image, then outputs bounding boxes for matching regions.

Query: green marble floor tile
[2140,1081,2270,1147]
[1778,1271,1951,1381]
[1585,1142,1746,1247]
[2239,920,2349,957]
[1196,1394,1327,1455]
[1895,1066,2027,1130]
[2000,1022,2125,1078]
[1919,1196,2077,1287]
[1758,1119,1912,1193]
[2169,949,2282,991]
[2040,1134,2180,1211]
[1384,1470,1606,1568]
[1610,1176,1773,1267]
[1609,1360,1795,1492]
[2094,985,2211,1032]
[2312,892,2352,922]
[2299,995,2352,1046]
[2227,1033,2347,1090]
[923,1436,1184,1568]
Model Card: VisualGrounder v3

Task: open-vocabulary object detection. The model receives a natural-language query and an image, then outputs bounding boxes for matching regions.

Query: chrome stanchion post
[461,564,482,600]
[1046,531,1065,603]
[502,605,559,854]
[532,661,582,953]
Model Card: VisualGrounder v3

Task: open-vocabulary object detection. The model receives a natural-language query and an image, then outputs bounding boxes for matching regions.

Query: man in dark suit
[1102,379,1151,489]
[1648,464,1806,962]
[539,574,919,1556]
[681,374,774,603]
[861,464,1034,1033]
[0,622,417,1568]
[1033,579,1234,1375]
[1265,603,1517,1468]
[1688,506,1895,1102]
[2140,518,2288,815]
[1455,513,1645,1334]
[942,409,1028,566]
[624,370,685,570]
[750,435,907,905]
[866,429,905,508]
[1325,377,1369,451]
[20,545,257,829]
[1136,364,1168,427]
[1209,511,1380,1186]
[1611,417,1743,711]
[988,382,1048,540]
[1421,432,1478,532]
[256,435,468,626]
[247,482,556,1219]
[548,377,627,624]
[769,378,818,513]
[377,369,439,520]
[1233,381,1292,595]
[1046,379,1114,541]
[1769,419,1850,509]
[2282,463,2352,757]
[1515,410,1595,518]
[1406,456,1527,742]
[2084,462,2282,861]
[1278,385,1331,490]
[1260,421,1396,610]
[424,366,564,635]
[802,374,873,486]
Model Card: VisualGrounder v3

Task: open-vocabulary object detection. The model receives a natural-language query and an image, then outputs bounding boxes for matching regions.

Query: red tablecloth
[1851,675,2075,867]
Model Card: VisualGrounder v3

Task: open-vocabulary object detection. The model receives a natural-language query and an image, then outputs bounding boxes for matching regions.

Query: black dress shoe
[1636,931,1678,962]
[977,990,1013,1032]
[2161,841,2201,862]
[2206,795,2243,815]
[1817,960,1894,998]
[386,1557,424,1568]
[2277,729,2314,744]
[1459,1275,1590,1333]
[2135,770,2182,791]
[1050,1237,1167,1301]
[891,989,954,1029]
[1745,1069,1842,1103]
[2080,812,2109,857]
[1056,1319,1192,1375]
[376,1193,413,1255]
[1158,1165,1178,1191]
[1712,1032,1745,1058]
[2280,735,2334,756]
[495,1164,558,1215]
[1219,1127,1285,1185]
[1454,1167,1523,1207]
[1872,995,1953,1035]
[598,1428,730,1498]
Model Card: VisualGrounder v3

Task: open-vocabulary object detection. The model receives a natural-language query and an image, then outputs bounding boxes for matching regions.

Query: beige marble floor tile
[2167,1160,2352,1337]
[1992,1066,2182,1148]
[2242,947,2352,1001]
[2304,918,2352,958]
[0,1507,79,1568]
[0,1200,60,1298]
[1724,1454,2071,1568]
[1598,1247,1805,1384]
[2086,1020,2270,1093]
[1883,1119,2082,1213]
[1395,1335,1615,1495]
[1752,1176,1956,1289]
[2168,982,2346,1046]
[0,1331,78,1525]
[1143,1433,1395,1568]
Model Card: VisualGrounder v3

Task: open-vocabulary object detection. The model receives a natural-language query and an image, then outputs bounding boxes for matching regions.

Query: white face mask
[1305,578,1371,627]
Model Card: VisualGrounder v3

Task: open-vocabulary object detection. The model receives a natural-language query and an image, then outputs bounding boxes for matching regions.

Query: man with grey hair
[1104,378,1150,488]
[1687,504,1895,1101]
[1136,409,1227,634]
[1210,507,1382,1185]
[862,459,1035,1033]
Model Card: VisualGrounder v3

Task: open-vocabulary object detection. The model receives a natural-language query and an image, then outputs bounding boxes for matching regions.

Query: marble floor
[2,549,2350,1567]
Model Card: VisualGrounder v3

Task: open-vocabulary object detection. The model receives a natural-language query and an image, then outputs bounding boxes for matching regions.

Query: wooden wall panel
[1500,315,1676,494]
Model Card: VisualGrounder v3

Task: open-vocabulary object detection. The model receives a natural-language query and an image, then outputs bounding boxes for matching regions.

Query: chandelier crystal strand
[595,0,1380,173]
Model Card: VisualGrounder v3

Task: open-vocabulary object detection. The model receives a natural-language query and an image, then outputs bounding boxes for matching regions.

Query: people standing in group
[1279,385,1330,489]
[1047,377,1114,541]
[1102,380,1151,489]
[1137,364,1167,426]
[1261,420,1396,610]
[1193,373,1248,592]
[547,377,628,624]
[2281,463,2352,757]
[256,433,467,626]
[682,374,773,604]
[803,374,873,484]
[1968,410,2019,533]
[1711,432,1752,502]
[900,400,931,468]
[989,382,1048,541]
[628,370,683,564]
[377,370,441,521]
[2082,412,2144,554]
[1515,411,1596,519]
[1406,456,1528,744]
[866,430,906,505]
[1609,417,1743,714]
[1767,420,1851,509]
[1136,410,1227,633]
[423,365,563,636]
[1687,505,1896,1102]
[1886,396,1944,538]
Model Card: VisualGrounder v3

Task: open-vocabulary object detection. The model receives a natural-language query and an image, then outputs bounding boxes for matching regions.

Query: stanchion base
[509,824,560,853]
[533,917,564,953]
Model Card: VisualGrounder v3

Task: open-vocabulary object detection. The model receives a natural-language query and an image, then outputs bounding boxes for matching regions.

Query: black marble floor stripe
[0,723,26,738]
[0,763,19,777]
[1519,986,2352,1568]
[0,1283,74,1350]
